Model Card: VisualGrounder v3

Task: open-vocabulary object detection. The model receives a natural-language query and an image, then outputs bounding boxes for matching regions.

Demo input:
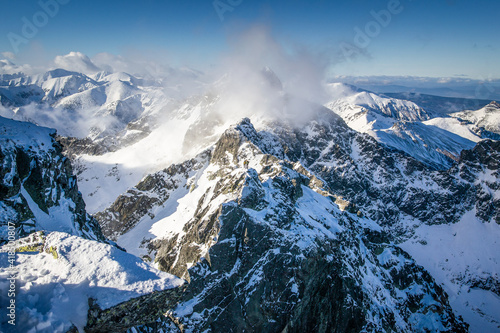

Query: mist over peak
[53,51,100,75]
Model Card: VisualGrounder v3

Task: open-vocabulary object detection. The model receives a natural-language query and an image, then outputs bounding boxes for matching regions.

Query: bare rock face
[451,140,500,224]
[85,285,188,333]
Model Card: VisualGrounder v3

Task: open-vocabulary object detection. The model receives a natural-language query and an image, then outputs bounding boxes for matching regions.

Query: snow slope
[0,231,183,333]
[423,116,483,142]
[423,102,500,143]
[452,101,500,136]
[325,83,478,169]
[0,115,55,152]
[400,210,500,333]
[74,98,209,213]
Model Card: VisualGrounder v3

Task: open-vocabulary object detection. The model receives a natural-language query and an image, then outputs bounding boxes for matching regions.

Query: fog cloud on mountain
[203,25,331,126]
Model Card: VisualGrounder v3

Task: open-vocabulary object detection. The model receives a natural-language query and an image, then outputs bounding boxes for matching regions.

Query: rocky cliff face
[0,116,104,242]
[166,159,466,332]
[452,139,500,224]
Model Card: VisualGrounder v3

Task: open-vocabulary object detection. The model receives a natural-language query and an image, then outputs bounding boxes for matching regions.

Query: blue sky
[0,0,499,79]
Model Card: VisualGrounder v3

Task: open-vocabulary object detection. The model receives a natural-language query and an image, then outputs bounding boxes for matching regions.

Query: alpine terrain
[0,56,499,333]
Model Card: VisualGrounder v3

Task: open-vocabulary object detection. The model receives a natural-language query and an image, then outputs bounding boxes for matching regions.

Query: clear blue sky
[0,0,499,79]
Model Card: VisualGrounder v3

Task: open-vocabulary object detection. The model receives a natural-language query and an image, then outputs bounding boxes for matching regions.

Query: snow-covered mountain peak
[486,100,500,109]
[42,68,85,80]
[326,83,430,122]
[92,71,143,87]
[451,100,500,136]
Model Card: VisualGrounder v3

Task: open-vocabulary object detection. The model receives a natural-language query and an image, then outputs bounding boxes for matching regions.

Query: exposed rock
[85,285,187,333]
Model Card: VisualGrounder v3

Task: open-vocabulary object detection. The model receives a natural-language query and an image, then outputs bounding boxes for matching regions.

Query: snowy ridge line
[324,82,499,170]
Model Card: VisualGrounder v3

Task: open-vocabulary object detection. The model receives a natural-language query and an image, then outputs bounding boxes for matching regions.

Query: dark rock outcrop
[0,117,105,242]
[85,284,187,333]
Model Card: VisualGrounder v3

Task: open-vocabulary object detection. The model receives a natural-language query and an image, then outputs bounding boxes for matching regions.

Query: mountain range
[0,64,499,332]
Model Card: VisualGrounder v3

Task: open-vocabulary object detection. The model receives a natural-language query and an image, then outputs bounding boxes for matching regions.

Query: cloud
[53,52,101,75]
[330,75,481,88]
[224,25,328,101]
[91,52,175,79]
[1,51,104,76]
[178,25,336,154]
[208,25,330,124]
[91,53,132,74]
[1,52,16,60]
[1,101,120,138]
[0,59,33,75]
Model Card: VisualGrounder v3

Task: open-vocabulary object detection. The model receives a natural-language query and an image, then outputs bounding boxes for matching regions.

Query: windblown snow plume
[210,26,329,122]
